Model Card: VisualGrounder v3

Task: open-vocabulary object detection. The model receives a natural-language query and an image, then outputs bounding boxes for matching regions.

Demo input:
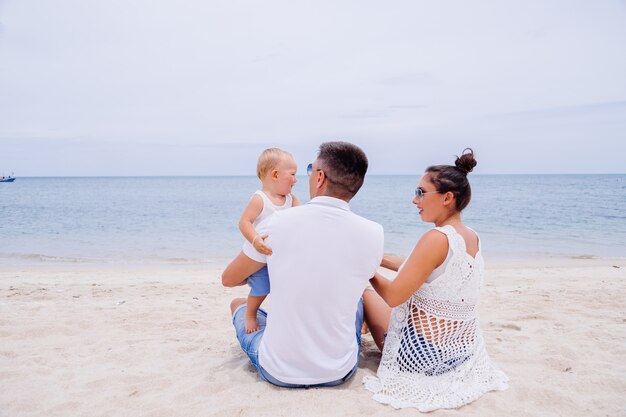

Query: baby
[239,148,300,333]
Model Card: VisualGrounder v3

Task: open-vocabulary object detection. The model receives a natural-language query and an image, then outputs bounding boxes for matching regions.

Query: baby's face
[272,156,298,195]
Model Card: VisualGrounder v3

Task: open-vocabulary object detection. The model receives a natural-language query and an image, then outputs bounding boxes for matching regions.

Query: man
[222,141,384,387]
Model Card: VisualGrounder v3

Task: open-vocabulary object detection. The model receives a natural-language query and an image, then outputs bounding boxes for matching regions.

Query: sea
[1,175,625,266]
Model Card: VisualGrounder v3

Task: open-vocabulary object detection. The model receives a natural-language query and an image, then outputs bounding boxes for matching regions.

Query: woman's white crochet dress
[364,225,508,411]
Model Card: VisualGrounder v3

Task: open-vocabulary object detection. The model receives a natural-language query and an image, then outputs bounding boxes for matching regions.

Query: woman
[363,149,508,411]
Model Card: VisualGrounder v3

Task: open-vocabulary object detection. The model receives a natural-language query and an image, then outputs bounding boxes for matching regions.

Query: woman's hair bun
[454,148,477,175]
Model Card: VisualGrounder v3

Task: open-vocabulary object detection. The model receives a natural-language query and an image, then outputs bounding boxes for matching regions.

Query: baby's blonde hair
[256,148,293,180]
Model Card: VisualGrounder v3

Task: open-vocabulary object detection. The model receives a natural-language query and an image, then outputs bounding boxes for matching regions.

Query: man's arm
[221,251,266,287]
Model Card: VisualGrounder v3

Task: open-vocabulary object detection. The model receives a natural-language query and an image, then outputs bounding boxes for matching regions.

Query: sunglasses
[415,187,440,201]
[307,163,322,176]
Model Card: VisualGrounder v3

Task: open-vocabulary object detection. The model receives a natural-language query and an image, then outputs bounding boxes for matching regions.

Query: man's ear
[315,170,325,191]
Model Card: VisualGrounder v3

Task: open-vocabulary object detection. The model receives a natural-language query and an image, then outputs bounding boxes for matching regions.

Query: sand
[1,258,625,417]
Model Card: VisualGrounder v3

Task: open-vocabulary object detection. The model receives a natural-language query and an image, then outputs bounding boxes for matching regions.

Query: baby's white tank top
[253,190,293,229]
[242,191,293,263]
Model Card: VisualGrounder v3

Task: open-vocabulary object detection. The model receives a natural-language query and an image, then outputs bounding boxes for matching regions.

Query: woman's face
[413,174,444,223]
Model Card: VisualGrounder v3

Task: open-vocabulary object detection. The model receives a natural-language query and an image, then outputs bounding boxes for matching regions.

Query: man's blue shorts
[232,299,364,388]
[247,265,270,297]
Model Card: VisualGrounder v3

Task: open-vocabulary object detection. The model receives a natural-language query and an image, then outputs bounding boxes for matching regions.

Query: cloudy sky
[1,0,625,176]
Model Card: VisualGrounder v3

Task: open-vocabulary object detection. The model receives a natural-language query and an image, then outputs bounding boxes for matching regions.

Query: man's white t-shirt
[258,196,384,385]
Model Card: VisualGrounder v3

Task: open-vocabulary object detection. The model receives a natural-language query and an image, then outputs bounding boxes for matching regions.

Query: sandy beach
[1,257,625,417]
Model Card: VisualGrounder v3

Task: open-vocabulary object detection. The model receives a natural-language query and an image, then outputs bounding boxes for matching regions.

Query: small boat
[0,174,15,182]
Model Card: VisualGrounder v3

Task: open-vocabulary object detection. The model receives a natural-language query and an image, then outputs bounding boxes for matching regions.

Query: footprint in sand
[500,323,522,331]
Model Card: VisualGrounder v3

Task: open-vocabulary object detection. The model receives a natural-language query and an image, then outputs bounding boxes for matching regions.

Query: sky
[1,0,625,176]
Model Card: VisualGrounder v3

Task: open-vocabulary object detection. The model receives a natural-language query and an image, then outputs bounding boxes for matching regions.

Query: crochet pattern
[364,225,508,411]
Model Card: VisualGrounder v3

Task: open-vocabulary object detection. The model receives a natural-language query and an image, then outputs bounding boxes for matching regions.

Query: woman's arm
[370,230,449,307]
[380,255,405,271]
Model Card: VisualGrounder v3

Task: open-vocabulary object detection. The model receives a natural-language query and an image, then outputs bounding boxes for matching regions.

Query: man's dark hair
[317,141,368,200]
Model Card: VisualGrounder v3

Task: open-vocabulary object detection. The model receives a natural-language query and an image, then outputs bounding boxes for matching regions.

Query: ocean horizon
[2,174,625,266]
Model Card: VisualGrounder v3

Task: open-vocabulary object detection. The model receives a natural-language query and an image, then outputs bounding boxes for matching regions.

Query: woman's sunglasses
[415,187,440,201]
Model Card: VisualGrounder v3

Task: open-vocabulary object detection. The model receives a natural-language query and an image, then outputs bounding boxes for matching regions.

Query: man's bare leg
[230,297,247,316]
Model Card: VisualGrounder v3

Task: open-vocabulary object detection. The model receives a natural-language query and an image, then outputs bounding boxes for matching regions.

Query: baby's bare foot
[245,314,260,333]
